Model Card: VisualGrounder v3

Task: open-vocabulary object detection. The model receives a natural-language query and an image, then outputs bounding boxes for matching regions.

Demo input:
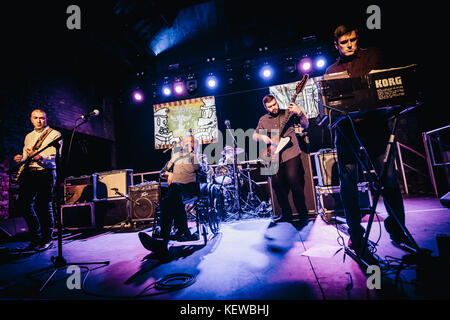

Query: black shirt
[326,47,390,161]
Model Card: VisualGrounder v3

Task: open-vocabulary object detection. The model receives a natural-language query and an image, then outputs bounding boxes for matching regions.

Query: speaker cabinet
[94,197,129,228]
[0,217,28,239]
[316,182,372,223]
[61,203,95,230]
[314,148,339,186]
[64,175,93,204]
[93,169,133,200]
[268,152,317,217]
[128,182,160,221]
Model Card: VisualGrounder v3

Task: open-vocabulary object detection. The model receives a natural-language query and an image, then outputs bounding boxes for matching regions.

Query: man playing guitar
[253,82,309,228]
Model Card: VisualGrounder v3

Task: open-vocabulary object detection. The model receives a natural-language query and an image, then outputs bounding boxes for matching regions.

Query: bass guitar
[259,73,309,167]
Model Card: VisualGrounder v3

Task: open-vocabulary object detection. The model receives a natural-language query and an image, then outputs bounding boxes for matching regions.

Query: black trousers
[335,127,406,246]
[271,155,308,221]
[159,182,199,238]
[16,169,55,242]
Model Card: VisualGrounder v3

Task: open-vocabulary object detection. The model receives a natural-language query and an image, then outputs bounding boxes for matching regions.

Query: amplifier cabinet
[314,149,339,187]
[316,182,372,223]
[94,197,129,228]
[61,202,95,230]
[128,182,160,221]
[64,175,93,205]
[93,169,133,201]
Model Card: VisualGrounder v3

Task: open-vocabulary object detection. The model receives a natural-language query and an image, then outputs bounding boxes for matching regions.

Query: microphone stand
[27,119,109,293]
[225,123,243,220]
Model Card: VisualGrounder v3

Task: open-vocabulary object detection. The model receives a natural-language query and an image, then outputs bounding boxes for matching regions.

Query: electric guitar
[12,128,54,183]
[259,74,309,167]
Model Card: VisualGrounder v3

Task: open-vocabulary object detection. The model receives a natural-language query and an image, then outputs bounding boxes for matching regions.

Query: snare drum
[214,164,233,185]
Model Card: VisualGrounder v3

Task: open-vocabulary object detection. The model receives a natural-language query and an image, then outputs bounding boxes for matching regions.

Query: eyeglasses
[339,37,357,45]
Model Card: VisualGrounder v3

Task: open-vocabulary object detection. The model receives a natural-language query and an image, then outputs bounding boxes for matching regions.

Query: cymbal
[240,167,256,172]
[221,147,244,155]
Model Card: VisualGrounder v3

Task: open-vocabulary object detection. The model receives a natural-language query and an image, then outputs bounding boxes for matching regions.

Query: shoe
[22,240,40,252]
[138,232,170,260]
[390,234,415,251]
[268,215,292,228]
[176,232,199,242]
[348,239,380,266]
[35,240,53,252]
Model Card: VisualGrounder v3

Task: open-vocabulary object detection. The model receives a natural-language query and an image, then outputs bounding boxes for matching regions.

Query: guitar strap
[32,128,53,152]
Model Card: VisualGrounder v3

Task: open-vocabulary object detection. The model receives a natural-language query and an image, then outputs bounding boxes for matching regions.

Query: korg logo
[375,76,402,88]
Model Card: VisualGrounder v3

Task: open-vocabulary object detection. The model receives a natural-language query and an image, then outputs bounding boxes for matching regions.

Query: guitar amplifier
[93,169,133,200]
[314,149,339,186]
[64,175,93,204]
[61,202,95,230]
[316,182,372,223]
[128,182,160,221]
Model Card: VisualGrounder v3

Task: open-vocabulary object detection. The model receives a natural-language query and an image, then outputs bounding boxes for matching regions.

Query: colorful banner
[153,96,218,149]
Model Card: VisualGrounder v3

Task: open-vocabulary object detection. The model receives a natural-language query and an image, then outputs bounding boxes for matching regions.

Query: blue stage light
[205,74,218,89]
[162,85,172,96]
[315,57,327,69]
[259,64,274,80]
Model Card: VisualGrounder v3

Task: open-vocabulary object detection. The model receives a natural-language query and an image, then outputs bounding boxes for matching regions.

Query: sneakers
[348,239,380,266]
[22,238,53,252]
[138,232,170,260]
[35,240,53,252]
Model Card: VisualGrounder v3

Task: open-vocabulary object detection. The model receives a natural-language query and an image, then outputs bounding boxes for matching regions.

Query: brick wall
[0,71,123,216]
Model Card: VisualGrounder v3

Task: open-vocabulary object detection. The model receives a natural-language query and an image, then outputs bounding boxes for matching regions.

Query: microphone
[80,109,100,119]
[224,120,231,129]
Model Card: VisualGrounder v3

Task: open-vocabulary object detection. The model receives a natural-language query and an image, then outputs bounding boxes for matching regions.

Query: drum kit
[200,146,266,220]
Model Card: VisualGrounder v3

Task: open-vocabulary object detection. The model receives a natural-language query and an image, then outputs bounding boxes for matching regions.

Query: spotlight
[162,85,171,96]
[259,64,274,80]
[299,58,313,73]
[315,56,327,69]
[174,81,185,95]
[205,74,218,89]
[132,90,144,103]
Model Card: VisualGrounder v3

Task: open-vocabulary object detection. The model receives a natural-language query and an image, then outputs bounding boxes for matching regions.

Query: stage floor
[0,196,449,308]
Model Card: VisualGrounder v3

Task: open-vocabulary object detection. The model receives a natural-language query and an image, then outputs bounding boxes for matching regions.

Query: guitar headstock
[295,73,309,94]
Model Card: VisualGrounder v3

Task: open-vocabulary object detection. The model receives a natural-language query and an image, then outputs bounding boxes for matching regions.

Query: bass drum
[214,164,233,185]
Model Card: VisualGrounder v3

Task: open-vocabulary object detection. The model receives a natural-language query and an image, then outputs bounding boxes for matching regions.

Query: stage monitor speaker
[314,148,339,186]
[128,182,160,221]
[0,217,28,240]
[440,191,450,208]
[64,175,93,204]
[268,151,317,217]
[93,169,133,201]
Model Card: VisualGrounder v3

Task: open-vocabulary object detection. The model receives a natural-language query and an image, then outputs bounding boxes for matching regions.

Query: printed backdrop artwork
[153,96,218,149]
[269,76,323,119]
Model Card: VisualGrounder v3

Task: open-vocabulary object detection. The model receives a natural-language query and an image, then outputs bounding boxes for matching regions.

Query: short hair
[31,109,47,118]
[333,25,359,42]
[262,94,276,107]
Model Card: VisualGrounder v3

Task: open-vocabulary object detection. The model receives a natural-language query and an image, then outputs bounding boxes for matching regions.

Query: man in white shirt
[13,109,62,251]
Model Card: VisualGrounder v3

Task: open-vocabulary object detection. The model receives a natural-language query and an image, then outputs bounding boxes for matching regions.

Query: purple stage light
[132,90,144,102]
[174,82,185,94]
[299,58,312,72]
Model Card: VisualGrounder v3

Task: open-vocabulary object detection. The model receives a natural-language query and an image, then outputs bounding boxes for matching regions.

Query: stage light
[299,58,312,72]
[174,81,185,95]
[315,57,327,69]
[132,90,144,103]
[162,85,172,96]
[205,74,218,89]
[259,64,274,80]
